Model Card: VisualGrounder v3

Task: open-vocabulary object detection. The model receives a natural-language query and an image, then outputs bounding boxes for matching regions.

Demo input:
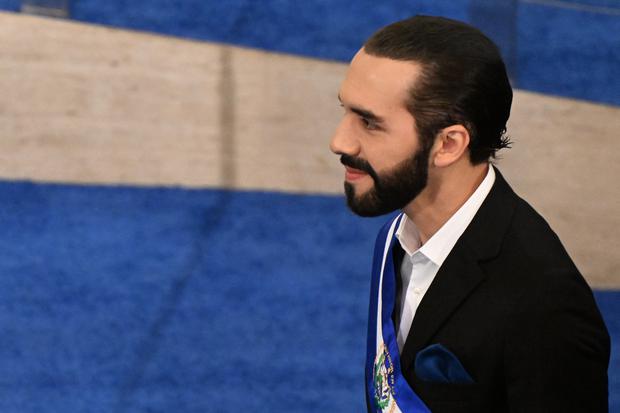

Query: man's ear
[431,125,470,167]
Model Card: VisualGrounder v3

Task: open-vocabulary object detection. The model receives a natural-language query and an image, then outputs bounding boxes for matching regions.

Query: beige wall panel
[0,12,346,191]
[0,12,223,187]
[0,13,618,287]
[219,46,345,191]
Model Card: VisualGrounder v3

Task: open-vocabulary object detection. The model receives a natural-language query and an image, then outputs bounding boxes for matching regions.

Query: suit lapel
[398,167,518,372]
[399,242,485,371]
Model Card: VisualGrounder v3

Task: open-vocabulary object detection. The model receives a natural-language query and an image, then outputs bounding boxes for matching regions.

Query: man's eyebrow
[338,94,385,123]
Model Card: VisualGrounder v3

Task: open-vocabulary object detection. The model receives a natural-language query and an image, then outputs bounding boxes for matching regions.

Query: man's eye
[361,117,378,130]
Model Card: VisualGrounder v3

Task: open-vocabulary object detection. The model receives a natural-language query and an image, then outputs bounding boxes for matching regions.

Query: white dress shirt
[394,165,496,351]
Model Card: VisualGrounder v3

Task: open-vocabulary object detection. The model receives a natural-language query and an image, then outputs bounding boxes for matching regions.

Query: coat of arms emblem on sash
[373,343,397,412]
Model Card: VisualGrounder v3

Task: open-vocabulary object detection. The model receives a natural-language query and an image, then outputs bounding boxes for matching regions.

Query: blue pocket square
[415,343,474,384]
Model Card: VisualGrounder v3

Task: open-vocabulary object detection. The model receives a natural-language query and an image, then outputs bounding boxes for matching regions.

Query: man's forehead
[339,50,420,115]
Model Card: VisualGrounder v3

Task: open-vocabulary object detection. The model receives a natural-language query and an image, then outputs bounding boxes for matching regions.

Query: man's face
[330,50,431,216]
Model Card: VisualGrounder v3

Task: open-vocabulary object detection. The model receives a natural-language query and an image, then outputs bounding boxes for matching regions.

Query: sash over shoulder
[366,214,431,413]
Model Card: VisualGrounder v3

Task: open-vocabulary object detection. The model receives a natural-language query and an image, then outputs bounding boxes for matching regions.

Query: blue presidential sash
[366,214,430,413]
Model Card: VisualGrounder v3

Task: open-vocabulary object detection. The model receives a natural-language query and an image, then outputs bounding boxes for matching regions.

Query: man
[330,16,610,412]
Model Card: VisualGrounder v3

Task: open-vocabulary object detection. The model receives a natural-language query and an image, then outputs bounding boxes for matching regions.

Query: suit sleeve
[503,268,610,412]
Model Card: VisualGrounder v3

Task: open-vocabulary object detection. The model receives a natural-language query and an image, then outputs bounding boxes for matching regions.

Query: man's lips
[344,166,369,181]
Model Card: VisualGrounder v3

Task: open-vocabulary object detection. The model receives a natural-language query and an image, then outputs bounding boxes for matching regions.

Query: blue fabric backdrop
[0,181,384,411]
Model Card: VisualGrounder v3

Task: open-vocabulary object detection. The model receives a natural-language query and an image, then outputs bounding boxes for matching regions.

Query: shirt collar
[395,165,496,266]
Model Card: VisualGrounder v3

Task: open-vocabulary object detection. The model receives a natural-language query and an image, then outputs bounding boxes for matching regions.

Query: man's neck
[403,162,489,244]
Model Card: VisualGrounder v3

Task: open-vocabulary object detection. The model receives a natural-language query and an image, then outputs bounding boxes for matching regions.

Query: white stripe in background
[1,11,619,288]
[520,0,620,16]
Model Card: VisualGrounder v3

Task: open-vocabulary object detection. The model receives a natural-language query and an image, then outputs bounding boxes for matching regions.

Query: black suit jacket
[370,168,610,412]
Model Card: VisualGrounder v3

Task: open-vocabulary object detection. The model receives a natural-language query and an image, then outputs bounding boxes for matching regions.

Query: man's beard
[341,146,430,217]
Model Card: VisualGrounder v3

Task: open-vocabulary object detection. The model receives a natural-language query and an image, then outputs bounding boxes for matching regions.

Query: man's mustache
[340,154,379,181]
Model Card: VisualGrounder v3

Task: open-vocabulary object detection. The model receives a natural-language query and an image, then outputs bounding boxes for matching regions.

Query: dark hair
[364,15,512,164]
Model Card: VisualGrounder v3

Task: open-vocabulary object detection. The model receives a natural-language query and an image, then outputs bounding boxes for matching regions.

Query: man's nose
[329,118,360,156]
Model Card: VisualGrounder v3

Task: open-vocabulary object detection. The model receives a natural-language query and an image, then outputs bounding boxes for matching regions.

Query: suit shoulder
[505,195,576,271]
[487,195,608,329]
[484,192,597,302]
